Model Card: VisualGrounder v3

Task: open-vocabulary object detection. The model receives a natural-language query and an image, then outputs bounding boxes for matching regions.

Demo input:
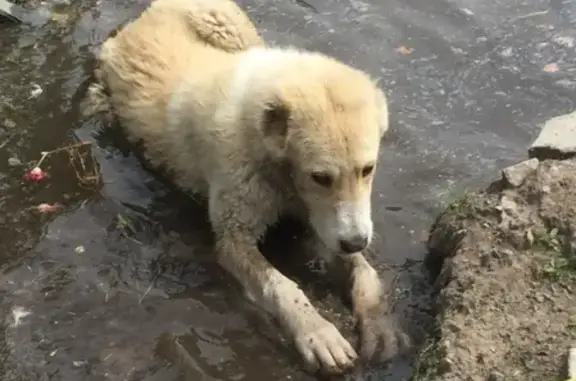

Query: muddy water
[0,0,574,380]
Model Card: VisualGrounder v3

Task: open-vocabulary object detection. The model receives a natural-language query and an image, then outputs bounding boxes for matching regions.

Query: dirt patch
[413,158,576,381]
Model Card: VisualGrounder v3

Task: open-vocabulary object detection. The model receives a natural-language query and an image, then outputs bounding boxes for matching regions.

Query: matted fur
[83,0,407,375]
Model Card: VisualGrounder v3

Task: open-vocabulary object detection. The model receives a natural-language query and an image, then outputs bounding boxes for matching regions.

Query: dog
[82,0,407,375]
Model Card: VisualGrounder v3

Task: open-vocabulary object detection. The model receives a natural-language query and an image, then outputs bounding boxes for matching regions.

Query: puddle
[0,0,574,380]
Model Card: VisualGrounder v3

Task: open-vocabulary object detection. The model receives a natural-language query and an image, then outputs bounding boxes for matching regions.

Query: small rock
[502,158,539,187]
[487,370,505,381]
[499,195,518,212]
[552,35,574,48]
[480,252,491,267]
[490,248,514,266]
[444,320,462,333]
[437,357,453,374]
[529,110,576,160]
[7,157,21,166]
[3,118,16,129]
[525,229,535,246]
[30,84,43,98]
[534,293,544,303]
[497,195,521,230]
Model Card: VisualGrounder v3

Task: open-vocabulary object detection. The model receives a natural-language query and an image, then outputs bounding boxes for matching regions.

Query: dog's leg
[208,184,358,375]
[309,237,410,364]
[339,252,409,360]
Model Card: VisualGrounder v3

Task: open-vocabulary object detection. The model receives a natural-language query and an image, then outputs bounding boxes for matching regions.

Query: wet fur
[82,0,408,375]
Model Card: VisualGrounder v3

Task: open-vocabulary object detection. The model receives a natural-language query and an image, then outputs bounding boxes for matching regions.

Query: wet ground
[0,0,574,380]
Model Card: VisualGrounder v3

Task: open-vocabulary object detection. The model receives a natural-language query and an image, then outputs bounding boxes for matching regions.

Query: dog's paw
[293,316,358,375]
[357,313,411,364]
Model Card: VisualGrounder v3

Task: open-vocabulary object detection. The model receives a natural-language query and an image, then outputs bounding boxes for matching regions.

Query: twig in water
[0,133,16,149]
[138,282,154,305]
[512,9,549,21]
[24,141,101,187]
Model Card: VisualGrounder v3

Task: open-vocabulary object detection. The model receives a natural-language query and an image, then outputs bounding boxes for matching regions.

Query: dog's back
[82,0,264,165]
[147,0,263,52]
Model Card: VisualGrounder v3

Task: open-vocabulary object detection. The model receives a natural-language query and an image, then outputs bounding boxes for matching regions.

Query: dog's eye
[311,172,333,187]
[361,165,375,178]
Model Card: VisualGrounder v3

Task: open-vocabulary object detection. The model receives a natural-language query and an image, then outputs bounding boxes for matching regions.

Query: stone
[529,110,576,160]
[7,157,21,166]
[3,118,16,129]
[501,158,539,187]
[0,0,23,23]
[487,370,505,381]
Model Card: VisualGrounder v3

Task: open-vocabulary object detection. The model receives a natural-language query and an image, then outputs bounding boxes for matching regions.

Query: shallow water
[0,0,574,380]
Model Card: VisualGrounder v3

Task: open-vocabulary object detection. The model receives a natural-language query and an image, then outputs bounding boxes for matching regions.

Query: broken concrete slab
[529,110,576,160]
[502,158,539,188]
[0,0,50,25]
[0,0,22,23]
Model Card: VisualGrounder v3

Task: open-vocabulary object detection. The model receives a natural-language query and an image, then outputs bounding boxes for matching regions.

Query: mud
[417,156,576,381]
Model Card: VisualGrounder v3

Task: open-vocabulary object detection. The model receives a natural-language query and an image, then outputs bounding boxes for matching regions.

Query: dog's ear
[375,88,389,139]
[372,79,389,139]
[262,100,291,156]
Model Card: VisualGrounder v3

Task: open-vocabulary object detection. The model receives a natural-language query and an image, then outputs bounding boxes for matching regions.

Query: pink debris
[23,167,49,182]
[36,203,62,213]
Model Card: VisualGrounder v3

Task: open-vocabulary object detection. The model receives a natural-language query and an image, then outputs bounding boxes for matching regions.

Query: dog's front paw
[293,315,358,375]
[357,312,411,364]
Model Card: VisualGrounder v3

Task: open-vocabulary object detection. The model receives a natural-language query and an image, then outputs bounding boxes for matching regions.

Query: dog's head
[243,51,389,256]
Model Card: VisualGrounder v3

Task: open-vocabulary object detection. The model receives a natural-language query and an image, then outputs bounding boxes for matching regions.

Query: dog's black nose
[339,235,368,254]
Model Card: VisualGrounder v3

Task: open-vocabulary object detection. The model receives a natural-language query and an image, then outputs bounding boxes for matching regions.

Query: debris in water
[30,83,43,98]
[7,156,21,166]
[0,133,16,149]
[36,203,62,213]
[115,213,143,243]
[23,166,49,182]
[116,213,137,234]
[11,306,31,327]
[552,35,575,48]
[543,63,559,73]
[75,245,85,254]
[23,141,100,187]
[395,45,414,55]
[3,118,16,129]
